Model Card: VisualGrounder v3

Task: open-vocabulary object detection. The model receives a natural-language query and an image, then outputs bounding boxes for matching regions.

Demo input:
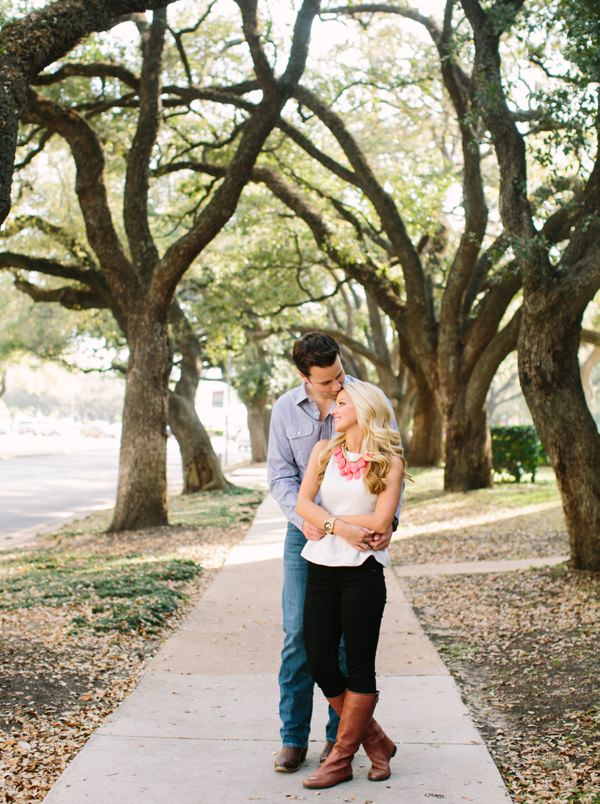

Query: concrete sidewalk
[44,494,511,804]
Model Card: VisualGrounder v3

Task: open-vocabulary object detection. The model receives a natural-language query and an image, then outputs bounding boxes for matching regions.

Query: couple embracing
[267,332,405,790]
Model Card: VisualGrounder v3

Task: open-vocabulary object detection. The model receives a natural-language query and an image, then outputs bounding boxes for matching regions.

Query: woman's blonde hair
[316,381,407,494]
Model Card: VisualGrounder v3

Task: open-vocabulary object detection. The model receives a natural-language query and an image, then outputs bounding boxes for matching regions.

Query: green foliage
[0,552,200,633]
[0,276,74,363]
[172,486,263,528]
[491,425,545,483]
[0,487,264,634]
[437,640,480,662]
[556,0,600,82]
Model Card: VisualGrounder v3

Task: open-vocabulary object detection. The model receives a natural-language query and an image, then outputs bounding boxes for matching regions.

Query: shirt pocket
[286,421,316,469]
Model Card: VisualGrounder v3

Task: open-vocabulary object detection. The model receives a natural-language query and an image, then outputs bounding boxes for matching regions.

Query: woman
[295,380,405,790]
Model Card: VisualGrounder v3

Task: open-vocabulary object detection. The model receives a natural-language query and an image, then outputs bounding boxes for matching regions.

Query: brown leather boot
[327,690,396,782]
[303,692,377,789]
[362,718,397,781]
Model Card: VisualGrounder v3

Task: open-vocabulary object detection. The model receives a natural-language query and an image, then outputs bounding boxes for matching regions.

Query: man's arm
[266,399,304,531]
[367,396,404,550]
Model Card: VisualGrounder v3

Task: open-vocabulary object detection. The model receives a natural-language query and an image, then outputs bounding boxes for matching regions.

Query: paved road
[0,442,183,548]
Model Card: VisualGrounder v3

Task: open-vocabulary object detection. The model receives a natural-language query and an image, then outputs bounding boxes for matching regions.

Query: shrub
[491,425,544,482]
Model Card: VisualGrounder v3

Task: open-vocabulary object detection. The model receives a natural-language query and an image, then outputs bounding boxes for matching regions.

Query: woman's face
[332,389,358,432]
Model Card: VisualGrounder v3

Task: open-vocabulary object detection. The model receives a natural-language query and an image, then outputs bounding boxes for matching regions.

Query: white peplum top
[301,450,390,568]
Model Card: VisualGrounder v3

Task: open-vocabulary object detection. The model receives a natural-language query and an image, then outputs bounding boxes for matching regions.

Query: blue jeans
[279,522,344,748]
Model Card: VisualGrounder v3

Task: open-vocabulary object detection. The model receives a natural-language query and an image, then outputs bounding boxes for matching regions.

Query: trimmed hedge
[491,425,544,483]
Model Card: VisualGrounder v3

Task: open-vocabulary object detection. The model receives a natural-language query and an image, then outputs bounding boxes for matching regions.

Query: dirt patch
[0,635,93,730]
[401,566,599,802]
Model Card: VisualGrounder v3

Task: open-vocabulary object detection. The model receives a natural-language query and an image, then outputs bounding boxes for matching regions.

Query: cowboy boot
[303,691,377,789]
[327,691,396,781]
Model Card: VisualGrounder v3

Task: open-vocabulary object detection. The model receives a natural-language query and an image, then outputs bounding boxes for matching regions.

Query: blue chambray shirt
[267,377,402,530]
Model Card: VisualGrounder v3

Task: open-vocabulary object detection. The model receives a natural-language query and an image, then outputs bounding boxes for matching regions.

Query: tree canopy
[1,0,599,565]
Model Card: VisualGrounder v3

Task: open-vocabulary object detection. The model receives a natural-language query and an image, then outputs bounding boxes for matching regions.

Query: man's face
[301,356,345,402]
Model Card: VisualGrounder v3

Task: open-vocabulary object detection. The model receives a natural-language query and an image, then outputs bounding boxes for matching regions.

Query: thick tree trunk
[519,308,600,571]
[168,391,230,492]
[169,302,229,492]
[395,393,415,456]
[375,363,415,453]
[441,317,520,491]
[246,398,269,463]
[110,305,170,530]
[409,381,443,466]
[444,401,492,491]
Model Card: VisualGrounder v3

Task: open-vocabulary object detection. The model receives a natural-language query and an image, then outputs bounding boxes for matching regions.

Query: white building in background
[195,371,251,467]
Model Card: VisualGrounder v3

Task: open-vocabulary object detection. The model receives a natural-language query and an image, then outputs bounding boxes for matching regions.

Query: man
[267,332,397,773]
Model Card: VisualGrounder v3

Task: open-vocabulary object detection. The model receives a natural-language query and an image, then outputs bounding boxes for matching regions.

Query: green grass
[437,640,480,661]
[0,485,265,634]
[51,486,264,538]
[404,466,560,509]
[0,553,200,633]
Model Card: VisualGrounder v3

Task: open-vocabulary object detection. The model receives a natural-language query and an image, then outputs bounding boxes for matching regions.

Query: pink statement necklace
[333,445,369,480]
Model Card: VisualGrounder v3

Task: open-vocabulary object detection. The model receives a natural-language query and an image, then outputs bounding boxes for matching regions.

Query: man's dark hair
[292,332,340,376]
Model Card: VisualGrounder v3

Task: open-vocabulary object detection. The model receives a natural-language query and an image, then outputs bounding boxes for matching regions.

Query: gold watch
[323,518,336,535]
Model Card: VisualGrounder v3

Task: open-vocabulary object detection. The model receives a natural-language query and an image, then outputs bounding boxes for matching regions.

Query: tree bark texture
[168,390,229,492]
[168,301,229,493]
[110,305,170,530]
[519,303,600,571]
[241,115,511,484]
[246,398,269,463]
[444,403,492,491]
[461,0,600,569]
[8,1,320,530]
[409,381,444,466]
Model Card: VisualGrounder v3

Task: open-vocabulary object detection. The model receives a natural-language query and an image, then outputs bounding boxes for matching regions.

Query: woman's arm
[339,457,404,533]
[296,441,374,550]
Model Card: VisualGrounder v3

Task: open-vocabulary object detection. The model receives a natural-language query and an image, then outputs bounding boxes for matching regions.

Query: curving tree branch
[21,92,137,308]
[152,0,322,308]
[13,277,107,310]
[0,0,177,226]
[124,9,166,279]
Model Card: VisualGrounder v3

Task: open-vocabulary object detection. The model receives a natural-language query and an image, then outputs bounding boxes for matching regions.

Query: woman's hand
[336,521,375,551]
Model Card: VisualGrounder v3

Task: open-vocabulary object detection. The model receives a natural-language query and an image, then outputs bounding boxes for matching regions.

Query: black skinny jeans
[303,557,387,697]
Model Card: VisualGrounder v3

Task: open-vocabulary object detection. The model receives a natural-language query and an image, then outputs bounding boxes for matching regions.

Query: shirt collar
[293,382,310,405]
[293,383,336,421]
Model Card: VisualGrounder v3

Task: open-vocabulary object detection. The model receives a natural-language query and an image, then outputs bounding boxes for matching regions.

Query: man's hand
[368,524,393,551]
[337,522,375,551]
[303,521,325,541]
